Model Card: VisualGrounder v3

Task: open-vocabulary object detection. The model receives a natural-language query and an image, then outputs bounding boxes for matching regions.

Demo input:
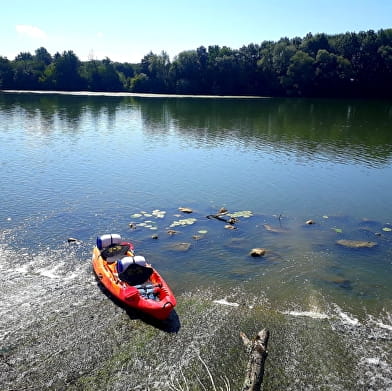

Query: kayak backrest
[117,256,147,271]
[96,234,122,250]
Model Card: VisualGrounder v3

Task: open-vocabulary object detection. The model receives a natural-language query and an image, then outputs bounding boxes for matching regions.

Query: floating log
[240,329,269,391]
[206,214,237,224]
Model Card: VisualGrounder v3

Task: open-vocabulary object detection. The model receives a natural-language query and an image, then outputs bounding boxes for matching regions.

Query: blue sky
[2,0,391,63]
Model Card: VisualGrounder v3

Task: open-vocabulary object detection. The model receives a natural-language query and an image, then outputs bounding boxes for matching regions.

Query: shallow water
[0,92,391,390]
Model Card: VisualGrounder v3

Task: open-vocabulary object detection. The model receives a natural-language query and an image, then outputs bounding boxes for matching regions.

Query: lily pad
[228,210,253,218]
[152,209,166,218]
[169,218,197,228]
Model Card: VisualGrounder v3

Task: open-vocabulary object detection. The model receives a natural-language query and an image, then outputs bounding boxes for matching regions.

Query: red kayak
[92,234,176,320]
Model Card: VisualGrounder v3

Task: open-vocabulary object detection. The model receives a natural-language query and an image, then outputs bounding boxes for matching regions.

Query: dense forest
[1,29,392,97]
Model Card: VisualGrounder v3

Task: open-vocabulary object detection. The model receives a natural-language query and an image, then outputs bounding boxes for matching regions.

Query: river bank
[1,89,267,99]
[2,266,391,391]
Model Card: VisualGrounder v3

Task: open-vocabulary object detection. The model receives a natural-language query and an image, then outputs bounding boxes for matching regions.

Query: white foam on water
[62,272,79,281]
[282,310,330,319]
[367,314,392,333]
[38,264,63,279]
[362,357,384,366]
[213,298,240,307]
[334,305,360,326]
[14,264,30,274]
[376,322,392,331]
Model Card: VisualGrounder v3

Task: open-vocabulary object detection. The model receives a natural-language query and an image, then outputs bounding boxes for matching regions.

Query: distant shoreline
[1,90,267,99]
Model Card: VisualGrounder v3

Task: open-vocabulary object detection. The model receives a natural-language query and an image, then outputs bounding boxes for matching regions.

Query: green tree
[301,33,331,57]
[41,50,84,90]
[282,50,315,95]
[138,51,170,92]
[13,51,40,89]
[257,41,283,95]
[171,50,201,93]
[0,56,13,88]
[114,62,135,90]
[34,47,52,67]
[130,73,150,92]
[314,49,352,95]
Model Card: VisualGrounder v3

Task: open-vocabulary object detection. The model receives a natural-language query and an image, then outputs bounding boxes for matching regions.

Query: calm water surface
[0,92,391,390]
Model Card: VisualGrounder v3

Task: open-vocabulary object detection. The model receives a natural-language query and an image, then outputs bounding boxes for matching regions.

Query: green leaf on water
[228,210,253,218]
[382,227,392,232]
[169,218,197,228]
[198,230,208,234]
[332,228,343,233]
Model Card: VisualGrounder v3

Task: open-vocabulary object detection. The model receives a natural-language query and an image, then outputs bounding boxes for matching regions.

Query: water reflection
[136,97,392,167]
[1,92,392,168]
[0,92,127,134]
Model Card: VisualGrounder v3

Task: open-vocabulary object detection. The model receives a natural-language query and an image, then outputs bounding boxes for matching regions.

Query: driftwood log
[206,214,237,224]
[240,329,270,391]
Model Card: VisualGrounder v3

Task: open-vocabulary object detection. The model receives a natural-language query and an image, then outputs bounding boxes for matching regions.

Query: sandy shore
[1,89,267,99]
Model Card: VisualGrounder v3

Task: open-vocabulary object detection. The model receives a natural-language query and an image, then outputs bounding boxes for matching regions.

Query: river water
[0,91,391,390]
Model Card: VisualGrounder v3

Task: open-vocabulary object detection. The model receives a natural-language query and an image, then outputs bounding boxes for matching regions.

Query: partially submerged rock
[336,239,377,248]
[249,248,266,257]
[263,224,288,233]
[225,237,248,249]
[167,229,178,236]
[178,207,193,214]
[306,219,315,225]
[171,242,191,251]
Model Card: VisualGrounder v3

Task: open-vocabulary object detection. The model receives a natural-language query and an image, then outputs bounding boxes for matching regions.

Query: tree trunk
[240,329,270,391]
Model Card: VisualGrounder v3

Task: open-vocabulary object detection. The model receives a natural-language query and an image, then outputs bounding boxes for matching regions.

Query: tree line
[1,29,392,97]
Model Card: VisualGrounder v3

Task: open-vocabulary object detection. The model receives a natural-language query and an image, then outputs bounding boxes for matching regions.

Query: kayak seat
[100,243,130,263]
[118,262,153,286]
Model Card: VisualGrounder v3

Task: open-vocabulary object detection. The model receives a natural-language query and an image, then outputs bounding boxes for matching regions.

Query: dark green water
[0,91,391,390]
